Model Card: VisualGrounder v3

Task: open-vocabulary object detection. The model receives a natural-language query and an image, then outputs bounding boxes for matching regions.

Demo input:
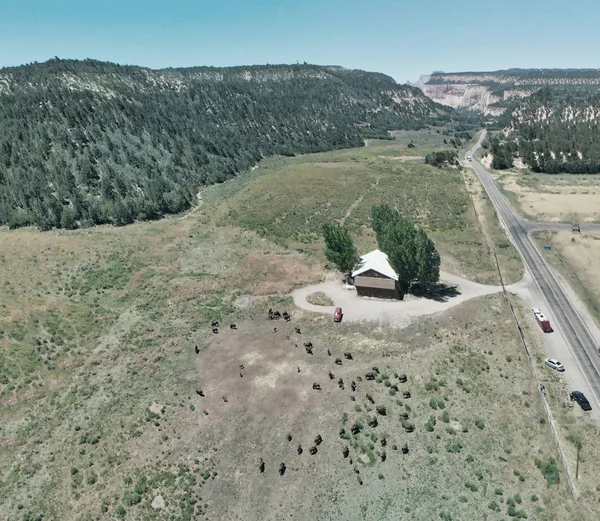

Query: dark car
[570,391,592,411]
[333,307,343,323]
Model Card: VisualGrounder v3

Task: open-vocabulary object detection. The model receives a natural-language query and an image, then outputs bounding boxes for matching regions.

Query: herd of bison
[196,307,414,486]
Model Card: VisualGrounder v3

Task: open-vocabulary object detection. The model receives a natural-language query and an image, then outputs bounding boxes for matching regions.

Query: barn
[351,249,402,300]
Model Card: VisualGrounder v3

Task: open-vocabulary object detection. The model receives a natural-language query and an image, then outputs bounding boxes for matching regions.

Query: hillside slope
[0,58,450,230]
[487,87,600,173]
[416,69,600,115]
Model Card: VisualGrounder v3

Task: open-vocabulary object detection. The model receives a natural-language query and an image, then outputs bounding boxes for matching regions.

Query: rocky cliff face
[415,69,600,114]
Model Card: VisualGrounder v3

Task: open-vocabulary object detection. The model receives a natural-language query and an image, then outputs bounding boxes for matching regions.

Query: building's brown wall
[355,285,401,300]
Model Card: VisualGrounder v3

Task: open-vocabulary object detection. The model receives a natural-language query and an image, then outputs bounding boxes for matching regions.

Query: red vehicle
[532,307,553,333]
[333,307,343,323]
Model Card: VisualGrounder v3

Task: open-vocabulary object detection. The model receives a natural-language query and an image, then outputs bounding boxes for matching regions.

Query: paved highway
[467,134,600,407]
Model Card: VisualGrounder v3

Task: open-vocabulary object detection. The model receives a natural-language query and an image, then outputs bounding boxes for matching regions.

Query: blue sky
[1,0,599,83]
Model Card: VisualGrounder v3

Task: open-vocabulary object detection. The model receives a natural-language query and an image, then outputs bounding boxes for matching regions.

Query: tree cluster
[491,87,600,174]
[0,58,450,230]
[424,150,459,168]
[371,204,440,291]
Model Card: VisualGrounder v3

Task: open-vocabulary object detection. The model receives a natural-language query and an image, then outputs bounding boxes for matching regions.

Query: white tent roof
[351,249,398,281]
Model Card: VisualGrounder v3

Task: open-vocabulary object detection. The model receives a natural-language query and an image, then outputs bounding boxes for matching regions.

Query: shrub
[341,412,348,424]
[425,416,436,432]
[116,505,126,518]
[445,439,463,453]
[531,494,538,502]
[495,488,503,495]
[86,473,97,485]
[488,500,500,512]
[441,410,450,423]
[446,426,456,435]
[465,482,478,492]
[123,491,142,506]
[535,457,560,486]
[475,418,485,430]
[429,398,438,410]
[70,467,78,476]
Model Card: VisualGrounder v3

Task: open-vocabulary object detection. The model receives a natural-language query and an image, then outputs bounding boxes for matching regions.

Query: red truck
[532,307,553,333]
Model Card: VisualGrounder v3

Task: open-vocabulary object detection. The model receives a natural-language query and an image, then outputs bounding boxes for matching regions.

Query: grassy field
[496,172,600,223]
[3,132,598,520]
[204,131,518,285]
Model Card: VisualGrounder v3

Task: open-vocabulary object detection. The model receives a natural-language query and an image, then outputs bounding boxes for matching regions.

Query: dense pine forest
[0,58,450,230]
[489,87,600,173]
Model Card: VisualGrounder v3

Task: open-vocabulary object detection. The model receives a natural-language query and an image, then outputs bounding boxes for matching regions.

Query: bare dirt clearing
[498,172,600,222]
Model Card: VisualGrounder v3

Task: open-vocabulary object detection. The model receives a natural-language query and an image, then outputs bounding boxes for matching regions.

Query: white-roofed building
[351,249,402,300]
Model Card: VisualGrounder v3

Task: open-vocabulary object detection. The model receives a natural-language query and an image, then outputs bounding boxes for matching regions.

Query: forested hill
[489,87,600,173]
[0,58,449,230]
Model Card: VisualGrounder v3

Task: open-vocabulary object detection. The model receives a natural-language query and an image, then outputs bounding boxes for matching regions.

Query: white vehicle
[466,154,472,161]
[544,358,565,372]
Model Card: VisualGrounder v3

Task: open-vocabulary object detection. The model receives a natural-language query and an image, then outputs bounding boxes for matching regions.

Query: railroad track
[467,136,600,407]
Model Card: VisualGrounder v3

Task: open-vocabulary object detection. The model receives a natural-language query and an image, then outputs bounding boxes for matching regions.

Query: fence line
[492,249,576,498]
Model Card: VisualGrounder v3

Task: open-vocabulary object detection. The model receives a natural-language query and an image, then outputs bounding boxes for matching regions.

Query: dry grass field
[497,172,600,223]
[2,133,598,520]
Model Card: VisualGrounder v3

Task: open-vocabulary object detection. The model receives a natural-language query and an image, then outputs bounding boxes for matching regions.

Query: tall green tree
[370,204,439,291]
[414,228,440,286]
[322,222,358,274]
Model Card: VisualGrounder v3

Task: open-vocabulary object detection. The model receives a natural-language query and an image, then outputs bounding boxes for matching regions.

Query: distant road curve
[467,132,600,408]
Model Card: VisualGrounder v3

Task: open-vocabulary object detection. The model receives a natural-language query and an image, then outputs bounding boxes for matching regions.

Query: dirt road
[292,271,516,329]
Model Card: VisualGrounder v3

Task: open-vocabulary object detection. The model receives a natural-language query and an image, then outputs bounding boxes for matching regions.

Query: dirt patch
[306,292,334,306]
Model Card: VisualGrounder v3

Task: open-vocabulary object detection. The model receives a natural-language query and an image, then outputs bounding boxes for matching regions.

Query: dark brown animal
[240,373,243,378]
[403,391,411,399]
[357,477,363,485]
[339,428,346,439]
[222,396,228,403]
[259,458,265,473]
[297,445,303,455]
[329,371,335,380]
[381,437,387,447]
[309,446,318,455]
[376,406,387,416]
[239,364,245,370]
[230,323,237,329]
[303,341,313,348]
[315,434,323,446]
[211,321,219,327]
[344,352,353,360]
[274,327,278,332]
[365,372,375,381]
[399,413,409,420]
[404,424,414,433]
[312,383,321,390]
[381,451,386,462]
[350,396,356,401]
[305,346,313,355]
[354,467,360,474]
[279,463,286,475]
[298,367,301,373]
[392,445,398,451]
[351,424,361,435]
[391,384,398,392]
[194,345,200,354]
[212,327,218,334]
[338,378,344,389]
[286,434,292,441]
[366,393,374,404]
[335,358,342,365]
[272,311,281,320]
[356,376,363,382]
[196,389,204,397]
[351,381,356,391]
[327,349,331,356]
[372,366,380,374]
[399,374,407,383]
[402,443,409,454]
[368,417,378,428]
[343,446,349,458]
[295,327,301,334]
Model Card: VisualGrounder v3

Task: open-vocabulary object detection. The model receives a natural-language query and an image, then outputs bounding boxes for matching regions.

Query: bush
[429,397,439,410]
[445,439,463,453]
[494,488,503,495]
[465,481,478,492]
[441,410,450,423]
[535,457,560,486]
[475,418,485,430]
[123,491,142,505]
[116,505,126,518]
[488,500,500,512]
[424,416,436,432]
